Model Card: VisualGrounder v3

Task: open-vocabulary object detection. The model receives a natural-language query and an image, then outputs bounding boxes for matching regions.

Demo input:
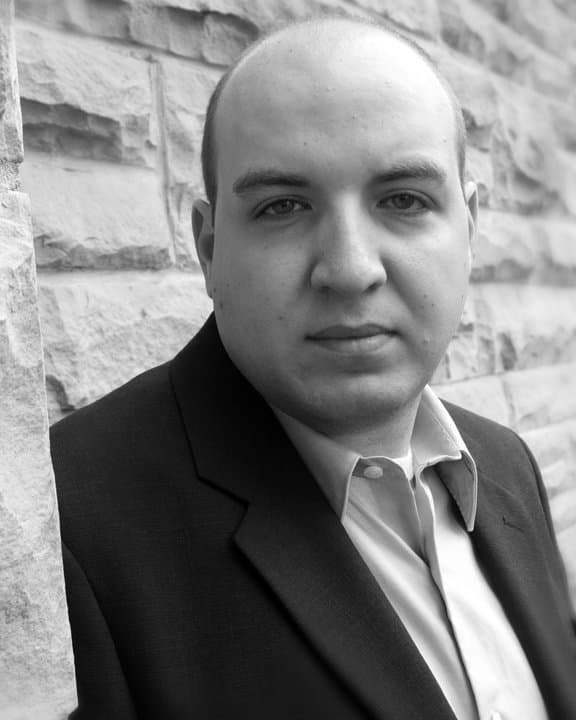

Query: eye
[256,198,310,218]
[379,193,428,213]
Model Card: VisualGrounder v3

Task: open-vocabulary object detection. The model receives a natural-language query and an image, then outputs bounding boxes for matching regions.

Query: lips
[307,323,397,355]
[309,323,392,340]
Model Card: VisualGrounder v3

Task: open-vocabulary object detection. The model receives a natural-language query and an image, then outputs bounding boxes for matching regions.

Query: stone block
[439,0,488,62]
[490,83,560,213]
[441,0,575,101]
[552,0,576,21]
[21,153,172,270]
[473,211,576,283]
[551,100,576,153]
[161,57,214,187]
[502,363,576,432]
[138,0,366,33]
[129,5,205,58]
[432,375,511,426]
[440,0,532,83]
[0,190,76,717]
[433,49,499,151]
[526,50,576,103]
[0,160,19,192]
[555,150,576,218]
[129,5,258,64]
[160,58,217,267]
[474,0,576,59]
[538,219,576,282]
[350,0,441,38]
[16,0,131,40]
[435,283,576,383]
[472,284,576,372]
[0,2,23,167]
[441,294,496,382]
[201,11,260,65]
[472,210,536,282]
[16,24,155,166]
[39,270,212,420]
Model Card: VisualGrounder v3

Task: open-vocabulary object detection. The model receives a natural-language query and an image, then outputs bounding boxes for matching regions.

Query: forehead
[215,25,458,188]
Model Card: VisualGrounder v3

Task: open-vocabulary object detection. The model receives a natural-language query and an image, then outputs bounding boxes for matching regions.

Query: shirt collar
[273,386,478,531]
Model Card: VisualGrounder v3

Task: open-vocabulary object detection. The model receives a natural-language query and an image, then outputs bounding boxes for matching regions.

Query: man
[52,16,576,720]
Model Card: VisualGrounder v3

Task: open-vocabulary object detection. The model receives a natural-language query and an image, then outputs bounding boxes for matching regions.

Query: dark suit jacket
[52,315,576,720]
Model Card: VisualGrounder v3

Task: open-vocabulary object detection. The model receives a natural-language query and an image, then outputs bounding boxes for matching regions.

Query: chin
[299,383,416,431]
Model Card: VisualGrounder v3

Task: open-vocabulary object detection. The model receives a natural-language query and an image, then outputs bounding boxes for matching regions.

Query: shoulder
[441,399,518,446]
[51,356,194,544]
[50,360,174,468]
[439,399,539,484]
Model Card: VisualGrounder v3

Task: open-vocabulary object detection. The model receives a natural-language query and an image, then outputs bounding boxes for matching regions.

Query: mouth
[307,324,397,354]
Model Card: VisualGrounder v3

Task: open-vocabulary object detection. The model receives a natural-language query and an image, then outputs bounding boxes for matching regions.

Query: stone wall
[0,0,76,716]
[14,0,576,603]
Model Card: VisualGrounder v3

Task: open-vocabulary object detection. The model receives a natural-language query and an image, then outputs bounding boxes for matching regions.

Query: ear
[192,199,215,298]
[463,180,478,265]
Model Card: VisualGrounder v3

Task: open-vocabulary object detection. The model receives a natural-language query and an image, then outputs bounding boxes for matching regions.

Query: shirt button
[363,465,384,479]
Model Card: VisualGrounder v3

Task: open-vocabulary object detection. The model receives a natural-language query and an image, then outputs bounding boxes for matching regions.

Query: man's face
[194,28,477,437]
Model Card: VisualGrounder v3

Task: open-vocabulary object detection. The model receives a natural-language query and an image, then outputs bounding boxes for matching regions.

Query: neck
[319,397,421,458]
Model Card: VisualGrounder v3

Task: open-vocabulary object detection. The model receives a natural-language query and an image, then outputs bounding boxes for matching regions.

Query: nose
[310,203,387,295]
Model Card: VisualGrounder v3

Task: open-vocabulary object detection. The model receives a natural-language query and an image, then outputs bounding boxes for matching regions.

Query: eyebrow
[372,158,448,185]
[231,158,448,197]
[232,169,309,196]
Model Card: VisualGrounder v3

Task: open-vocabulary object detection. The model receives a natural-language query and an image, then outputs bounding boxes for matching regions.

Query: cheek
[405,247,470,331]
[213,257,292,333]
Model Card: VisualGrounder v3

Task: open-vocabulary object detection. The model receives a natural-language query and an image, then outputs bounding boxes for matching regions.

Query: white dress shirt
[275,387,548,720]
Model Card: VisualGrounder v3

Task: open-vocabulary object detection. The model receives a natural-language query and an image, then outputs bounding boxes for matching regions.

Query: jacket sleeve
[63,543,139,720]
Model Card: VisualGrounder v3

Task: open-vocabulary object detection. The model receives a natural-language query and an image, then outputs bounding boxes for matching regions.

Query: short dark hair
[200,16,467,209]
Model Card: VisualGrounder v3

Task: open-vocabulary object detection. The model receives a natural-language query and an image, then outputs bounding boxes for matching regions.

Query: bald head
[200,17,467,209]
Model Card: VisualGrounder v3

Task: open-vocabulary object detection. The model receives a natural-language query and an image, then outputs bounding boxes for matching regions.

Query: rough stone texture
[21,153,172,270]
[160,58,217,266]
[473,0,576,60]
[39,271,211,418]
[435,283,576,383]
[440,0,576,100]
[473,211,576,284]
[15,0,132,40]
[433,49,499,152]
[16,23,156,167]
[472,284,576,372]
[0,1,23,168]
[0,160,76,716]
[490,83,560,214]
[552,99,576,153]
[1,5,76,715]
[350,0,441,38]
[129,6,259,64]
[503,363,576,432]
[13,0,576,611]
[556,150,576,218]
[434,375,511,426]
[136,0,360,32]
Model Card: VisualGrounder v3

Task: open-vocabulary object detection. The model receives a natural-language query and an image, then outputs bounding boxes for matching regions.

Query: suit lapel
[234,426,457,720]
[454,425,576,717]
[171,317,457,720]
